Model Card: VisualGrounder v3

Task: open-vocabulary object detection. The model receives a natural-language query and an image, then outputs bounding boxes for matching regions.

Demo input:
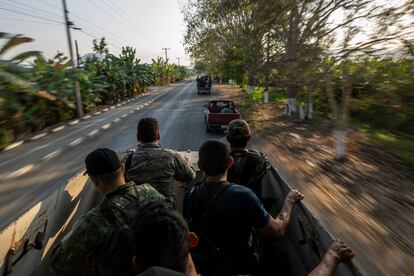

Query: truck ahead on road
[204,100,241,132]
[196,74,212,94]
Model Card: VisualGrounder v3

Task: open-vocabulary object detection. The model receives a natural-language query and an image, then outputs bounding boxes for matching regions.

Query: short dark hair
[226,136,249,148]
[199,140,230,176]
[137,118,160,143]
[133,203,189,273]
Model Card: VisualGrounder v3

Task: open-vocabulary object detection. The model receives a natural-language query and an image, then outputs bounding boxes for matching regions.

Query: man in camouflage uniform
[226,119,272,209]
[123,117,196,205]
[50,148,165,276]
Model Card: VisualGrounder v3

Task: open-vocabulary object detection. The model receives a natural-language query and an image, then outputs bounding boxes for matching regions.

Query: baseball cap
[227,119,250,138]
[84,148,121,176]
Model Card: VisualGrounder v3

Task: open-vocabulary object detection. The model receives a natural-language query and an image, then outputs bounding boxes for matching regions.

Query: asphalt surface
[0,80,227,228]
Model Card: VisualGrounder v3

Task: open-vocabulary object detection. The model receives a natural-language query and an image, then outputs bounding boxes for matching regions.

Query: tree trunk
[334,128,347,160]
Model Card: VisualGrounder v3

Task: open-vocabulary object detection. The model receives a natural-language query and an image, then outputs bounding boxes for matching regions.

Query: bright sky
[0,0,190,65]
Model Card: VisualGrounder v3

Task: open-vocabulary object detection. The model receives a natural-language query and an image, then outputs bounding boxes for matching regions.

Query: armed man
[123,117,196,207]
[50,148,165,276]
[226,119,272,208]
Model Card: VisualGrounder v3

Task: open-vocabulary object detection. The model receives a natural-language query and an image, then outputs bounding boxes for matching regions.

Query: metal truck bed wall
[260,167,364,276]
[0,151,363,276]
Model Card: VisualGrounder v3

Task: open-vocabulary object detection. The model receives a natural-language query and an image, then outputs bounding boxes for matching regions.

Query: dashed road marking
[129,110,134,114]
[116,104,122,107]
[5,164,34,180]
[42,149,62,161]
[69,119,80,125]
[69,137,84,147]
[31,133,47,140]
[94,111,102,115]
[121,114,128,118]
[82,115,92,120]
[4,141,24,151]
[102,123,111,129]
[103,108,109,112]
[87,129,99,137]
[52,125,65,132]
[113,118,121,123]
[110,106,115,109]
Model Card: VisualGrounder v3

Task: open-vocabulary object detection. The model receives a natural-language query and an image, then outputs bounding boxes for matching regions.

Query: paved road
[0,80,223,228]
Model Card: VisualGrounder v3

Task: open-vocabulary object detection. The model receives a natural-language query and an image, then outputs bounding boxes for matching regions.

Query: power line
[0,6,63,24]
[87,0,160,56]
[37,0,61,10]
[0,17,61,25]
[70,14,138,50]
[78,29,122,50]
[2,0,63,21]
[103,0,166,46]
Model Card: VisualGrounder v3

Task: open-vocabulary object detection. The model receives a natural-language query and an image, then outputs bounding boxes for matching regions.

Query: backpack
[184,182,262,275]
[94,190,141,276]
[228,150,270,197]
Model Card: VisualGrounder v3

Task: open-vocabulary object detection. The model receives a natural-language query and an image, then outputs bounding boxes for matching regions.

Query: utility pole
[75,40,81,67]
[62,0,83,117]
[176,57,180,66]
[162,48,170,63]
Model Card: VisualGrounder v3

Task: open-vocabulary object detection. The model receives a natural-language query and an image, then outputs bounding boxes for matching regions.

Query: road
[0,80,223,229]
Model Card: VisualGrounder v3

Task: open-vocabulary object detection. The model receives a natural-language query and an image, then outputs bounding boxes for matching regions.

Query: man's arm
[173,153,196,182]
[308,240,355,276]
[257,189,304,239]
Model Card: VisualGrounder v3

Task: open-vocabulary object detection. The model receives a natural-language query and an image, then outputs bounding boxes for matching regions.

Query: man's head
[132,203,198,273]
[137,117,160,143]
[84,148,125,194]
[198,140,232,177]
[226,119,251,148]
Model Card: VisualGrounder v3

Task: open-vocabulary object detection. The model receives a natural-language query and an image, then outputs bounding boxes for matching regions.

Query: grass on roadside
[352,119,414,170]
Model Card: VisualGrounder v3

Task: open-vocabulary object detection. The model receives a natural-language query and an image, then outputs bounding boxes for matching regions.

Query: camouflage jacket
[123,143,196,199]
[50,182,165,276]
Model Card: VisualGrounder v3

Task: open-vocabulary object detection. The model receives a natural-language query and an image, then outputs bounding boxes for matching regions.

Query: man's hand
[285,189,304,204]
[326,240,355,264]
[308,240,354,276]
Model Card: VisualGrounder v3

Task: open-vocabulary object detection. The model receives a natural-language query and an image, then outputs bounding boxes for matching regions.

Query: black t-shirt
[184,182,270,253]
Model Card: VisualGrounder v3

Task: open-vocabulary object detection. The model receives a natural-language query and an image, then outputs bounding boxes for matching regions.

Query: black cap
[84,148,121,176]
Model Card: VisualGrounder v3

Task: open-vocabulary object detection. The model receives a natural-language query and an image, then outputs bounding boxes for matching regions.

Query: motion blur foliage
[184,0,414,162]
[0,35,188,150]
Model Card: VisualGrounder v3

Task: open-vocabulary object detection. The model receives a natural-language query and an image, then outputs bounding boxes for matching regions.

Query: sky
[0,0,190,65]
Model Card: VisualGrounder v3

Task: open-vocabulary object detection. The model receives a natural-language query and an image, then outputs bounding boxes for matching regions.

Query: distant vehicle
[204,100,240,132]
[196,74,212,94]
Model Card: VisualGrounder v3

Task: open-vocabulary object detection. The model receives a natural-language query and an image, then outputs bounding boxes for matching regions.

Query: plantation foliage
[0,36,188,149]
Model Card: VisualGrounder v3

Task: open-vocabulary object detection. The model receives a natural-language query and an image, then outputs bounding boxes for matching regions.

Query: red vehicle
[204,100,240,132]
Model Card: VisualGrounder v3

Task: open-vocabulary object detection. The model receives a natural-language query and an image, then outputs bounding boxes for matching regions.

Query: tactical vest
[228,150,270,198]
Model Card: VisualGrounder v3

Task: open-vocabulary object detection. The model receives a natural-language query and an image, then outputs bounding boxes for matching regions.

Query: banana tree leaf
[10,51,42,64]
[0,70,32,89]
[0,35,34,56]
[35,90,57,101]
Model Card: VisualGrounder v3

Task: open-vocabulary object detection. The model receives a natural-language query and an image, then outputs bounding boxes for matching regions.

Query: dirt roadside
[216,84,414,276]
